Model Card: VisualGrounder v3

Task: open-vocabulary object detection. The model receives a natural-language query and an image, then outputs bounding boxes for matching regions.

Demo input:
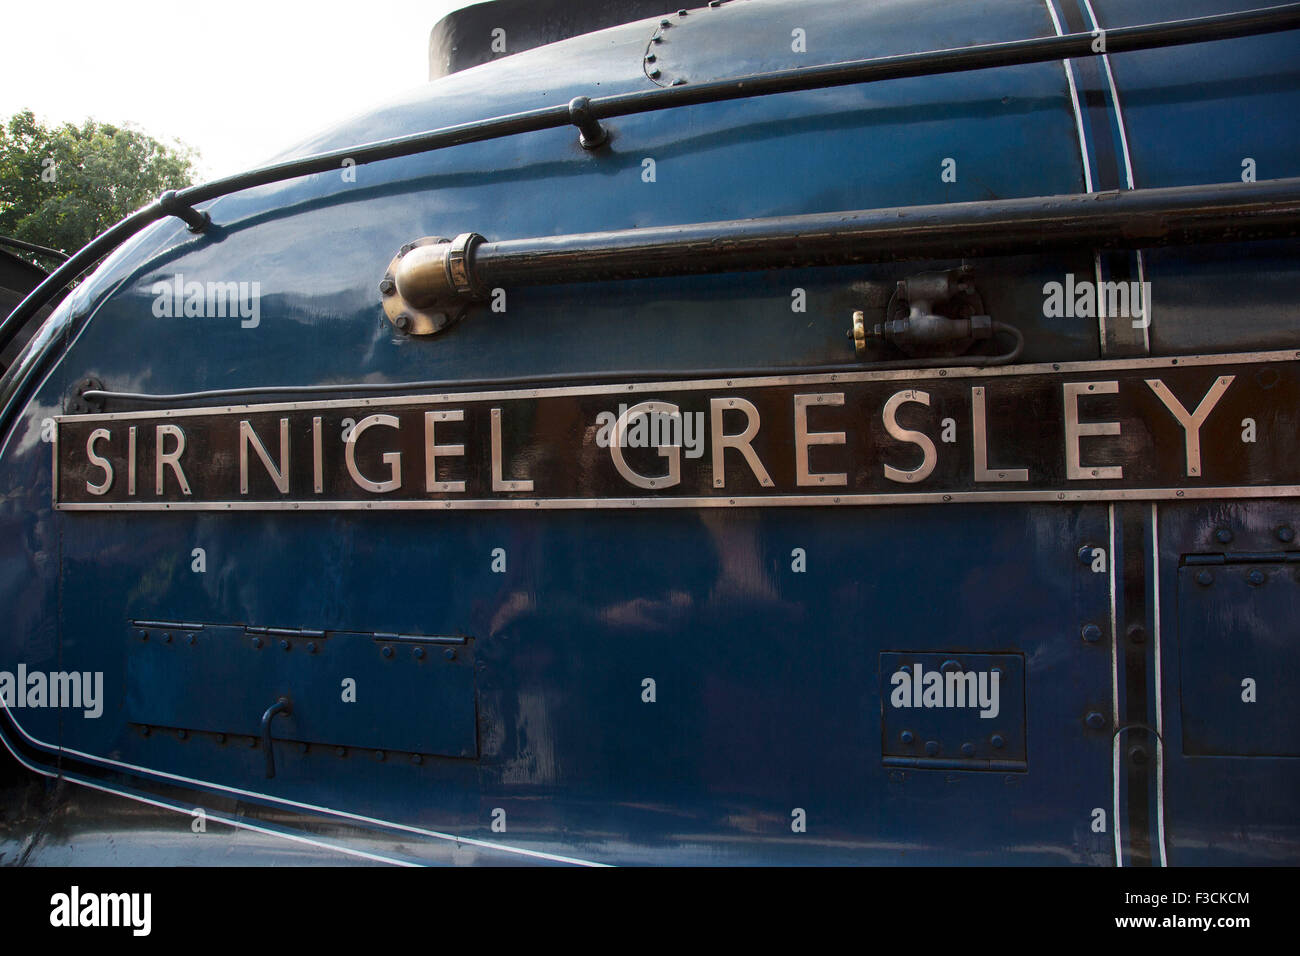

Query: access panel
[1179,560,1300,757]
[881,651,1027,771]
[125,621,477,758]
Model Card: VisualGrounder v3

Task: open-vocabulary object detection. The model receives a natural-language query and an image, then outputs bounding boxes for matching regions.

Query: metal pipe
[4,2,1300,354]
[467,177,1300,288]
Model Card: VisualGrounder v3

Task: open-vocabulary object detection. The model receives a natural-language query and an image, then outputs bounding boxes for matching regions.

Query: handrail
[3,2,1300,355]
[0,236,68,263]
[463,177,1300,289]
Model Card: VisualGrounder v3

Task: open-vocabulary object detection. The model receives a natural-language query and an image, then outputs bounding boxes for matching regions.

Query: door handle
[260,696,292,779]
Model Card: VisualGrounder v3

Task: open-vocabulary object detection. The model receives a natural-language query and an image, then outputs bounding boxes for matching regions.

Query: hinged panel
[125,622,477,758]
[1178,563,1300,756]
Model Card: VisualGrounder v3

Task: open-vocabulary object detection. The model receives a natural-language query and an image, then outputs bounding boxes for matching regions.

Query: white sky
[1,0,469,180]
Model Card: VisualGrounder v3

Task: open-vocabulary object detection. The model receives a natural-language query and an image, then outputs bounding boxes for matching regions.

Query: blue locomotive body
[1,0,1298,865]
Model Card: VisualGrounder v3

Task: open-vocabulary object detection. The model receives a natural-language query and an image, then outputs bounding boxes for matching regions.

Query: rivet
[162,632,172,644]
[940,659,962,673]
[645,53,656,63]
[414,646,426,660]
[1215,527,1233,544]
[394,313,411,331]
[1196,569,1214,587]
[991,734,1005,749]
[1128,624,1146,644]
[307,642,318,654]
[671,78,687,86]
[248,736,259,748]
[1081,623,1102,643]
[410,754,423,766]
[1085,711,1105,729]
[444,647,457,661]
[1277,526,1295,543]
[1129,745,1148,765]
[186,632,196,645]
[299,742,309,754]
[382,646,394,658]
[960,742,975,757]
[1077,546,1093,565]
[378,277,395,295]
[177,729,187,740]
[924,740,940,756]
[649,68,661,78]
[139,725,151,737]
[375,750,386,762]
[678,8,688,14]
[336,746,348,758]
[280,639,291,651]
[1248,568,1265,586]
[659,18,671,26]
[252,636,263,648]
[900,730,914,744]
[216,733,226,744]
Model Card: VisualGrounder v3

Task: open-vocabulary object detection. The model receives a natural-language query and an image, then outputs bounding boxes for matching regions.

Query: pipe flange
[67,376,105,415]
[379,235,473,336]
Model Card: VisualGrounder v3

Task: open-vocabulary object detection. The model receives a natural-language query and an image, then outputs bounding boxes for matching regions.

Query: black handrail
[465,177,1300,288]
[0,236,68,262]
[3,1,1300,355]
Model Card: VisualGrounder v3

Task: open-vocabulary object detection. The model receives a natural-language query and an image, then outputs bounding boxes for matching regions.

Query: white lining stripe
[0,698,608,867]
[1044,0,1095,193]
[1108,501,1122,866]
[1079,0,1136,191]
[1078,0,1161,867]
[1151,501,1168,866]
[0,724,419,866]
[1078,0,1151,354]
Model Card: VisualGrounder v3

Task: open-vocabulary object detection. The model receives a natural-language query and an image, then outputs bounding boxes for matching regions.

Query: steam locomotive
[2,0,1298,866]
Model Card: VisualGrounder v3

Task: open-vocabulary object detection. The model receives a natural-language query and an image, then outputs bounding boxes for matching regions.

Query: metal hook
[260,696,292,778]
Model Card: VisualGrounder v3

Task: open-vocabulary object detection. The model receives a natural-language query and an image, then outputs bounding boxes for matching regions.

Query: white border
[0,699,607,866]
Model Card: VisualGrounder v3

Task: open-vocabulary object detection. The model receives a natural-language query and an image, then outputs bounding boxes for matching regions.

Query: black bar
[0,203,163,349]
[471,177,1300,287]
[0,236,68,262]
[585,2,1300,120]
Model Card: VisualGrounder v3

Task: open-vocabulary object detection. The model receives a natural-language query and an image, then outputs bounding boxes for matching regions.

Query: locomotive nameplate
[53,349,1300,510]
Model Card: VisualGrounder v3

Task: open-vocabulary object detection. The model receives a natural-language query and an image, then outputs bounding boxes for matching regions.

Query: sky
[0,0,470,180]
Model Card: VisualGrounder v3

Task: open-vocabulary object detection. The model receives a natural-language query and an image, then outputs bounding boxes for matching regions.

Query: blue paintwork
[0,0,1297,864]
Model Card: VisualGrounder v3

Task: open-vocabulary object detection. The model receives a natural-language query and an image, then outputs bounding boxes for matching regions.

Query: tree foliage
[0,109,198,257]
